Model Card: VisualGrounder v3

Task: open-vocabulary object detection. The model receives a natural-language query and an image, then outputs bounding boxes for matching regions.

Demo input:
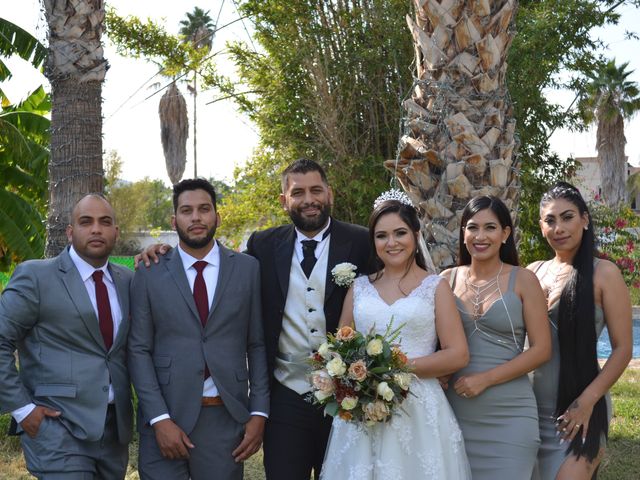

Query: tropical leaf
[0,17,47,82]
[0,188,45,263]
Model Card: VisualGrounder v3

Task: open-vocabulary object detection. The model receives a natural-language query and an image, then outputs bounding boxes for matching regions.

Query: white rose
[318,342,332,359]
[326,357,347,377]
[314,390,332,402]
[366,338,384,356]
[393,373,413,391]
[377,381,394,401]
[341,396,358,410]
[331,263,357,287]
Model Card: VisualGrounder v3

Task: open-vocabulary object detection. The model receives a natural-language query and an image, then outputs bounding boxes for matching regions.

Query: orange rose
[336,325,356,341]
[347,359,368,382]
[392,346,408,365]
[338,410,353,421]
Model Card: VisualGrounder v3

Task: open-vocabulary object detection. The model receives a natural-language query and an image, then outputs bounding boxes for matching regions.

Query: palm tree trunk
[193,74,198,178]
[597,113,627,206]
[390,0,520,269]
[43,0,107,257]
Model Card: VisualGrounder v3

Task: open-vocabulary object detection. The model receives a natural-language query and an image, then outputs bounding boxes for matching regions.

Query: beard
[288,202,331,233]
[175,223,217,250]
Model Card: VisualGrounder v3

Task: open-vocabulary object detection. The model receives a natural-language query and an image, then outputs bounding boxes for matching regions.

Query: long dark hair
[540,181,606,461]
[458,196,519,266]
[368,200,427,279]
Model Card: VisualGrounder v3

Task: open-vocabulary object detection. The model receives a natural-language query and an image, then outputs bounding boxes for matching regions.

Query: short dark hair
[458,195,519,266]
[281,158,329,192]
[172,178,217,212]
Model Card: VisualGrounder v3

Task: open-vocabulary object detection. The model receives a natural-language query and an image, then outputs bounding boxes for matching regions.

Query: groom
[245,159,370,479]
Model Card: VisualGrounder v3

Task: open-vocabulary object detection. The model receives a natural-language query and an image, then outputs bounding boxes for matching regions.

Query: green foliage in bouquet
[308,321,414,426]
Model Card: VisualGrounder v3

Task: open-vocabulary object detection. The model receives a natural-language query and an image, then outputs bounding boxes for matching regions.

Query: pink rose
[336,325,356,341]
[347,360,368,382]
[311,370,335,395]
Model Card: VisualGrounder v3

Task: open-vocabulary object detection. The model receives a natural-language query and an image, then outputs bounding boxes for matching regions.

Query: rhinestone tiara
[373,188,414,209]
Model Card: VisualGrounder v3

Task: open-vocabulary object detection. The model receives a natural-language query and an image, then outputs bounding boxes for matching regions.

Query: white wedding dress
[320,275,471,480]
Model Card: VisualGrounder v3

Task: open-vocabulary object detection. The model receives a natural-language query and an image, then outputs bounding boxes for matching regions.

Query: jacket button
[102,386,108,392]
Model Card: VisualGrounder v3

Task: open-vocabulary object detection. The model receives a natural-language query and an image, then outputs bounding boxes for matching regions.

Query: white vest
[274,243,329,394]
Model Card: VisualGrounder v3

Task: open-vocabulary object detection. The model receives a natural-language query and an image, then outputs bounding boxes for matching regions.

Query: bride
[320,190,472,480]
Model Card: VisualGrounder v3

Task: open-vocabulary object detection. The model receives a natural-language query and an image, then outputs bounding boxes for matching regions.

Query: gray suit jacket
[128,244,269,435]
[0,247,133,444]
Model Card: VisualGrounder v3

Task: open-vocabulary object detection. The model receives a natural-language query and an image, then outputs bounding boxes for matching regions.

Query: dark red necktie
[192,261,210,379]
[92,270,113,350]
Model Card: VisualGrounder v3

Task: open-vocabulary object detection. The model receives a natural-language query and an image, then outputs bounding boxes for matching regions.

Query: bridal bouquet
[308,322,414,426]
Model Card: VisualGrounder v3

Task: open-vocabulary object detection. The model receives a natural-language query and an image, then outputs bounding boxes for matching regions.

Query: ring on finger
[574,424,581,429]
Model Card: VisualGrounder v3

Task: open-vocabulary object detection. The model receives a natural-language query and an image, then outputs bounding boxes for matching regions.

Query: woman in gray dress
[528,183,632,479]
[441,196,551,480]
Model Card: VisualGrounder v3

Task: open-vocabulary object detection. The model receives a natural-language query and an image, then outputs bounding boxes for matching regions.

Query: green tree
[0,18,49,269]
[578,59,640,207]
[218,0,414,244]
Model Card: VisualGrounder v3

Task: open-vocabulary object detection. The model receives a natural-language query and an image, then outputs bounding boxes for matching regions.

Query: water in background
[598,318,639,358]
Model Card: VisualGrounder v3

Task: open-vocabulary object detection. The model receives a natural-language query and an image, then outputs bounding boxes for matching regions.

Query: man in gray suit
[129,178,269,480]
[0,194,133,479]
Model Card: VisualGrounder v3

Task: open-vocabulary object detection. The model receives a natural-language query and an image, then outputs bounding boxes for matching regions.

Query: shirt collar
[295,218,331,244]
[69,245,112,283]
[177,240,220,271]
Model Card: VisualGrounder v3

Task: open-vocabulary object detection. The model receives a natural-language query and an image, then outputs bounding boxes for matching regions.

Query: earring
[584,225,588,230]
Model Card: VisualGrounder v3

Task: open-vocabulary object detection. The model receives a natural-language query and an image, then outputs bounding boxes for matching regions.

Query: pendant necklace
[465,261,504,321]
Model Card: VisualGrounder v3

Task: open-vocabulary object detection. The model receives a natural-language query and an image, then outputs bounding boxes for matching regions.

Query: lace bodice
[353,274,442,358]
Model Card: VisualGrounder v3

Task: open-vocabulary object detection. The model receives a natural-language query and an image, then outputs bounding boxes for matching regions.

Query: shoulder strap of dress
[531,260,546,274]
[449,267,458,289]
[507,265,518,292]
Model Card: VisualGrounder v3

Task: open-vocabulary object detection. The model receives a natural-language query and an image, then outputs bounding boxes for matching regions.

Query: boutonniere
[331,263,357,287]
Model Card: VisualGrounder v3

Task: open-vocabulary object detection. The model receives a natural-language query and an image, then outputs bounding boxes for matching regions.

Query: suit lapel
[208,244,235,320]
[109,264,129,350]
[325,220,353,302]
[275,226,296,299]
[58,249,106,350]
[166,249,202,323]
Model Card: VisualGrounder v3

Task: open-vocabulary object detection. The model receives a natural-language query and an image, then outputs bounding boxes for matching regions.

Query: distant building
[573,157,640,212]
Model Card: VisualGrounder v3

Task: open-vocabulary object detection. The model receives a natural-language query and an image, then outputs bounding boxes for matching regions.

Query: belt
[201,396,224,407]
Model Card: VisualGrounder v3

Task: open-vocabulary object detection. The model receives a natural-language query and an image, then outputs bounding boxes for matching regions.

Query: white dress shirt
[294,219,331,263]
[12,246,122,423]
[149,243,267,425]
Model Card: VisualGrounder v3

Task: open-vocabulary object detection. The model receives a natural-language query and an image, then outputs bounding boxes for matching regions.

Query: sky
[1,1,639,188]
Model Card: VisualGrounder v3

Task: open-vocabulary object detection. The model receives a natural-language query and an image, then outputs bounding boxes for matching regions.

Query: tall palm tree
[43,0,108,256]
[179,7,215,178]
[579,59,640,207]
[390,0,519,269]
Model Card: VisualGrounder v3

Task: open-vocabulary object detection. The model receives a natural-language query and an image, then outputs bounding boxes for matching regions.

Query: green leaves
[0,17,47,87]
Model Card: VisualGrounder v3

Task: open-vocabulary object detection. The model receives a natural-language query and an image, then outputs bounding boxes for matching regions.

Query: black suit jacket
[245,218,371,378]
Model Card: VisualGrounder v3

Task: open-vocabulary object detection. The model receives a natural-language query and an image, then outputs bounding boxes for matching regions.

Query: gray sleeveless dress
[531,303,610,480]
[446,267,540,480]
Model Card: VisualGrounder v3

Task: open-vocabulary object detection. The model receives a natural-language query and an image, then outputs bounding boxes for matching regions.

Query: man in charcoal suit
[128,178,269,480]
[0,194,133,479]
[245,159,371,479]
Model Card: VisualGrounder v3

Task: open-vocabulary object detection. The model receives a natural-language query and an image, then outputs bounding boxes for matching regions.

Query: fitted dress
[446,267,540,480]
[531,303,610,480]
[320,275,471,480]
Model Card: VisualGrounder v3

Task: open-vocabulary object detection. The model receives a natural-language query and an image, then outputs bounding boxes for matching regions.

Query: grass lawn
[1,368,638,479]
